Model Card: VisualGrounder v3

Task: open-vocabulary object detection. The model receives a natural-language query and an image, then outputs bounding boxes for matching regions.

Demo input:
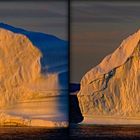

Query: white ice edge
[0,113,68,127]
[80,116,140,125]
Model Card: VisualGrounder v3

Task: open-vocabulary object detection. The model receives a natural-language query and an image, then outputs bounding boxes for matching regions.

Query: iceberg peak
[81,28,140,88]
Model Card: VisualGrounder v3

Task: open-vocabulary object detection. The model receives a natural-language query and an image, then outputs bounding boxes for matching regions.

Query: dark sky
[71,1,140,82]
[0,1,67,40]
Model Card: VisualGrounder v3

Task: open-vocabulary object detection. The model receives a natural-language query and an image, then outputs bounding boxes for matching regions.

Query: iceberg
[0,23,68,127]
[78,29,140,124]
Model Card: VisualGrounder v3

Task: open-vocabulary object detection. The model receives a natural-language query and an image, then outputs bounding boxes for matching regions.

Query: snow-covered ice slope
[0,23,68,127]
[81,29,140,87]
[78,29,140,124]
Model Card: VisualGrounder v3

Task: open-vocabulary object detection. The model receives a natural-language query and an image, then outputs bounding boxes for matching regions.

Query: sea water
[0,127,68,140]
[70,124,140,140]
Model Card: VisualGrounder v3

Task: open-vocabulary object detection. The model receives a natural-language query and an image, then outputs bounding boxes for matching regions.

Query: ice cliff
[78,29,140,124]
[0,23,68,127]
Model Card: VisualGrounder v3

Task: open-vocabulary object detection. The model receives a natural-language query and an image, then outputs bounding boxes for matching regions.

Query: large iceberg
[0,23,68,127]
[78,29,140,124]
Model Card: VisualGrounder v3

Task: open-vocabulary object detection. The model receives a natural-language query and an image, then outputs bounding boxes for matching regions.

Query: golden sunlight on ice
[0,28,68,127]
[78,29,140,124]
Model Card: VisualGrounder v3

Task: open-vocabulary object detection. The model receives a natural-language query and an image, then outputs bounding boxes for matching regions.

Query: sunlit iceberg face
[77,29,140,124]
[0,24,68,127]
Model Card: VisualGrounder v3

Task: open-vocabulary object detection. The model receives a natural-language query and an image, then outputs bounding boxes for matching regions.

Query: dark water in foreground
[70,124,140,140]
[0,125,140,140]
[70,95,140,140]
[0,127,68,140]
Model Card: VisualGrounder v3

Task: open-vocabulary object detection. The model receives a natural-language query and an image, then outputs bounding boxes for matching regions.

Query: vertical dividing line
[68,0,70,137]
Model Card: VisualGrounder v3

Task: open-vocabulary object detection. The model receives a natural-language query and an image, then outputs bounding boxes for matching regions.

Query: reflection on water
[0,127,68,140]
[70,124,140,140]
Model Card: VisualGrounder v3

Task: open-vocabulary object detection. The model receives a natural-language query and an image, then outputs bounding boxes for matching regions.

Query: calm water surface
[0,127,68,140]
[70,124,140,140]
